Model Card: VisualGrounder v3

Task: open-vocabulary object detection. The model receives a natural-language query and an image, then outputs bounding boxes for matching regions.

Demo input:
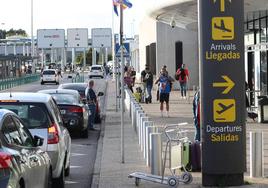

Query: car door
[12,116,49,188]
[1,116,33,187]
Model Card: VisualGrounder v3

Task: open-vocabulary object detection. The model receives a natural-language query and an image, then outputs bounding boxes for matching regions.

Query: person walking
[141,64,153,103]
[155,67,174,117]
[124,69,134,92]
[176,64,190,99]
[85,80,97,130]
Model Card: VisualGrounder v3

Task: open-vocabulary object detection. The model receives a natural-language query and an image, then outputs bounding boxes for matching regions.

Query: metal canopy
[149,0,268,30]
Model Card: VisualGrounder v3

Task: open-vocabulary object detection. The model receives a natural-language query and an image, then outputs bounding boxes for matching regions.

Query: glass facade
[245,10,268,103]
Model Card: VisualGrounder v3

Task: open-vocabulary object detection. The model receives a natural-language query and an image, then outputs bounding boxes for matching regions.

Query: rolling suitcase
[180,141,191,171]
[190,141,201,172]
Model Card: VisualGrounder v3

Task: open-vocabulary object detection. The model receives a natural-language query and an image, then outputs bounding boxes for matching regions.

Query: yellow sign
[213,99,236,122]
[212,17,234,40]
[213,0,232,12]
[213,75,235,94]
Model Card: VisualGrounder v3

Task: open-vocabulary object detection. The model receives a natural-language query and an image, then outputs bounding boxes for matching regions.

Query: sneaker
[161,111,163,117]
[183,96,187,99]
[166,111,169,117]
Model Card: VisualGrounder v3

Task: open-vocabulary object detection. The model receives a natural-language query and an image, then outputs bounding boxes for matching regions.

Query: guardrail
[0,74,40,91]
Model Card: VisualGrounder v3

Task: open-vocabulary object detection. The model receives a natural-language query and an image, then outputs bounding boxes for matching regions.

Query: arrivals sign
[199,0,245,185]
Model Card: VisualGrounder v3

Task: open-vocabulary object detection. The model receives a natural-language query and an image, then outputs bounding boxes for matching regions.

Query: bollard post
[250,132,263,177]
[150,133,162,176]
[142,121,153,156]
[140,117,149,151]
[137,112,145,146]
[145,125,156,166]
[132,105,141,132]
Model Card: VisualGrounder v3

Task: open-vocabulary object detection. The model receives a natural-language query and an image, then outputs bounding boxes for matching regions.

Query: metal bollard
[140,117,149,151]
[142,121,153,156]
[150,133,162,176]
[250,132,263,177]
[145,125,156,166]
[137,112,145,146]
[132,106,141,132]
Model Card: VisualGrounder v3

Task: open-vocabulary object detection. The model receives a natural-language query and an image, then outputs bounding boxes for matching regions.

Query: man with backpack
[141,64,154,103]
[176,64,190,99]
[155,67,174,117]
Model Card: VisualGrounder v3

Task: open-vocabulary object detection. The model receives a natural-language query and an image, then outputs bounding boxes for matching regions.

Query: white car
[88,65,105,79]
[41,69,59,85]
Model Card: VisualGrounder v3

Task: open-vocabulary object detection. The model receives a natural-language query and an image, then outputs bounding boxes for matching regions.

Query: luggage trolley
[128,123,193,187]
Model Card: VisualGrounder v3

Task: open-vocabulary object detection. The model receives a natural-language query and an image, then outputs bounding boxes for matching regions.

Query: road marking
[70,165,83,169]
[65,180,79,184]
[71,153,88,157]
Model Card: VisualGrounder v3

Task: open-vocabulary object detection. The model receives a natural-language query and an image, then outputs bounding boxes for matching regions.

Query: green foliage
[0,29,28,39]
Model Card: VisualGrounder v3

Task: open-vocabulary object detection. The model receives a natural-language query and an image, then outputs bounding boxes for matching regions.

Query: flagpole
[120,1,125,164]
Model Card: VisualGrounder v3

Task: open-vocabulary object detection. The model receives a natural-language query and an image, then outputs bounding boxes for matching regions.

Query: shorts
[159,93,170,103]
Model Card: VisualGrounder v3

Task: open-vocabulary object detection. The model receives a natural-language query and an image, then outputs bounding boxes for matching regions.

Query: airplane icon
[213,99,236,122]
[214,19,232,32]
[216,103,234,114]
[212,17,234,40]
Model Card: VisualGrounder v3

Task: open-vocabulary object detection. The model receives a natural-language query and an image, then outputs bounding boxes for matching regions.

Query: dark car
[38,89,89,138]
[58,83,102,123]
[0,109,52,188]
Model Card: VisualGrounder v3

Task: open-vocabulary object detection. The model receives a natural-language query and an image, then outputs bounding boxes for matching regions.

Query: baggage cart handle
[164,123,188,141]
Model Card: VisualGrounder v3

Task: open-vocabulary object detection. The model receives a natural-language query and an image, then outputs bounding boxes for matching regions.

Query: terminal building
[133,0,268,99]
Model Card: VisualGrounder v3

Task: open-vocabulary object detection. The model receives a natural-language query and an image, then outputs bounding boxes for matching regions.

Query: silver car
[0,93,71,188]
[0,109,52,188]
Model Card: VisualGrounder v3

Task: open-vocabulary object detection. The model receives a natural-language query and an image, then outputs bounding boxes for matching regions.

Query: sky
[0,0,157,38]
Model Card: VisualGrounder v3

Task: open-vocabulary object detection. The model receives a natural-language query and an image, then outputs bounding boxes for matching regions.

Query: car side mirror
[97,92,104,97]
[82,98,87,104]
[34,135,44,147]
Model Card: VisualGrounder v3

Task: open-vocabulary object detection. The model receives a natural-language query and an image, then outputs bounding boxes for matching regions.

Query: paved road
[0,73,108,188]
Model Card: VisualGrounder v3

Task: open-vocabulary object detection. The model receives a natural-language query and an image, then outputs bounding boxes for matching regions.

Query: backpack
[180,68,186,80]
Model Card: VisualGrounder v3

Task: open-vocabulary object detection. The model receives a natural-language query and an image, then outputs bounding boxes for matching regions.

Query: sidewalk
[93,80,268,188]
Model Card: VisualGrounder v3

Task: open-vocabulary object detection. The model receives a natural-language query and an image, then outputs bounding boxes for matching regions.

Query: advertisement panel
[91,28,112,48]
[37,29,65,48]
[67,28,88,48]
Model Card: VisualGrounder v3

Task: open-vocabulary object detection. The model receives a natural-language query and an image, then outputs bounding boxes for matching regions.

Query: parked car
[88,65,105,79]
[58,83,102,123]
[38,89,89,138]
[0,93,71,187]
[0,109,52,188]
[41,69,59,85]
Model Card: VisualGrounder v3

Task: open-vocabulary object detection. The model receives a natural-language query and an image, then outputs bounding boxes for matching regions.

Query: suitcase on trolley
[190,141,201,172]
[179,141,191,171]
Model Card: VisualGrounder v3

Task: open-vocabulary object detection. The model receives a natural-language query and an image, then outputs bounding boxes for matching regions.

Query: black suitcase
[190,141,201,172]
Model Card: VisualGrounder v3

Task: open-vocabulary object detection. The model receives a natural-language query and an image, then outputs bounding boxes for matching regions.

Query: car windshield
[43,70,55,75]
[60,85,87,98]
[51,94,79,104]
[0,103,50,129]
[91,67,102,71]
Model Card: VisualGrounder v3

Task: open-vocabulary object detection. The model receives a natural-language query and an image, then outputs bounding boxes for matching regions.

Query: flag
[122,0,132,8]
[113,0,119,16]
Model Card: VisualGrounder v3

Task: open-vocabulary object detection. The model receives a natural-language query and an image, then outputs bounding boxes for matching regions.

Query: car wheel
[81,129,88,138]
[41,81,44,85]
[53,165,65,188]
[56,82,59,85]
